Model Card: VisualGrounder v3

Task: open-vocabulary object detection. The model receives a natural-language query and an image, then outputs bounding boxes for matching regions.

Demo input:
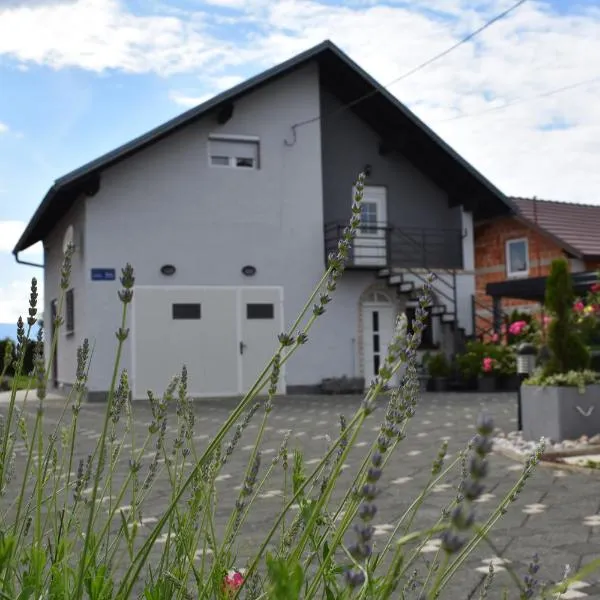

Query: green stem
[74,301,129,600]
[116,267,337,598]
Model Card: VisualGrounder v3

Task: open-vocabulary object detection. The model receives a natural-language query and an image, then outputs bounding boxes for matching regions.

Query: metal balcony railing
[324,222,464,270]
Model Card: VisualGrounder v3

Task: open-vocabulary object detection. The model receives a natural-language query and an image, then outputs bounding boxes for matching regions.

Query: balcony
[324,222,463,270]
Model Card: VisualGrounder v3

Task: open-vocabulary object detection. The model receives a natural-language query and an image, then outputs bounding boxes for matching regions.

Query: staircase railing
[390,228,458,318]
[470,296,510,342]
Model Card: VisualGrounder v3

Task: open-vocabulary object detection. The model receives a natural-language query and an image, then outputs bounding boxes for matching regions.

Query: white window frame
[208,134,260,170]
[505,238,530,278]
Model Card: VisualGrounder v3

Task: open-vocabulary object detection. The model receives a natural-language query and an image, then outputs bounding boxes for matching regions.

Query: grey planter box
[521,384,600,442]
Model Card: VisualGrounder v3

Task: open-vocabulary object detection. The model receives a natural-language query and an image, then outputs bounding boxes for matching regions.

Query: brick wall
[474,216,566,337]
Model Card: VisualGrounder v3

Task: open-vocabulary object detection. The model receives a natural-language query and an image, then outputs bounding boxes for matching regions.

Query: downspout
[13,251,44,269]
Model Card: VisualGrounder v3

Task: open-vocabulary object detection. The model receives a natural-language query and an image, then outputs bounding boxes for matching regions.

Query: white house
[13,40,516,401]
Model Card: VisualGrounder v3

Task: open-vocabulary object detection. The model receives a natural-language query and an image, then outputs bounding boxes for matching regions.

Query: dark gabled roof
[509,196,600,259]
[14,40,516,254]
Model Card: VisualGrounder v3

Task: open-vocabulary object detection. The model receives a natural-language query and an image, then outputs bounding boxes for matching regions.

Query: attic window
[209,136,259,169]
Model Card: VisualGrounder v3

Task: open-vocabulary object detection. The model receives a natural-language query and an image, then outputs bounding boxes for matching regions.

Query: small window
[65,289,75,335]
[360,202,378,234]
[209,137,259,169]
[506,238,529,277]
[173,303,201,320]
[246,303,274,319]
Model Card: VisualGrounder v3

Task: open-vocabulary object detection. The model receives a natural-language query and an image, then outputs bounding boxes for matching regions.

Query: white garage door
[132,286,285,399]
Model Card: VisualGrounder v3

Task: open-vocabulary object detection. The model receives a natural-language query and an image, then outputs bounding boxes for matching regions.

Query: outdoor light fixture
[242,265,257,277]
[516,342,537,431]
[160,264,176,276]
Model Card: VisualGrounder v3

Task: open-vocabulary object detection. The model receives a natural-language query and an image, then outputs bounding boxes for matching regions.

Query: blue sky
[1,0,599,333]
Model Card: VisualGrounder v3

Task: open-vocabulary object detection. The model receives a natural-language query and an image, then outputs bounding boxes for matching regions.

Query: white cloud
[0,0,226,75]
[169,74,245,107]
[0,122,8,134]
[168,91,213,107]
[0,279,43,324]
[0,221,43,258]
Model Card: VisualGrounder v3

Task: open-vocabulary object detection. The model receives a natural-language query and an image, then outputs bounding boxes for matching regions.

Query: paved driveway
[2,391,599,598]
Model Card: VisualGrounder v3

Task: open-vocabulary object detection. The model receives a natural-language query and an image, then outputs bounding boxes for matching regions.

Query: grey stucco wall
[82,62,339,393]
[44,200,87,387]
[319,89,462,234]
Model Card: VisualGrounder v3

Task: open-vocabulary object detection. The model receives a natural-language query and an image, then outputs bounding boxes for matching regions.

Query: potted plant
[495,344,519,391]
[456,346,481,391]
[521,259,600,442]
[427,352,450,392]
[478,355,499,393]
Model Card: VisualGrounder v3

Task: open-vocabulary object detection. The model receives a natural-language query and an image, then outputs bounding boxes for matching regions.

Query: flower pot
[498,373,521,392]
[521,384,600,442]
[477,375,497,393]
[431,377,448,392]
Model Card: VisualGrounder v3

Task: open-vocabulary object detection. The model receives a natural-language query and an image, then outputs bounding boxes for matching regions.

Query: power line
[288,0,528,133]
[439,75,600,123]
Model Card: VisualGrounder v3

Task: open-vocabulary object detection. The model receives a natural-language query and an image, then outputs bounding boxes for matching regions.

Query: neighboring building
[13,40,515,400]
[475,197,600,338]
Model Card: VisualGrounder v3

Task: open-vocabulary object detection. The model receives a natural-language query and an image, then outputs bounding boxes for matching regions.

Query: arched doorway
[360,290,401,388]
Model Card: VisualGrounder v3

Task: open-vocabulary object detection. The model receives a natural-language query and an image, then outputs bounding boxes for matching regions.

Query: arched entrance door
[361,291,401,388]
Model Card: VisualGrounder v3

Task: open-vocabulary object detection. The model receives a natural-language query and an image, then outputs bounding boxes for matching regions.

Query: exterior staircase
[377,266,468,354]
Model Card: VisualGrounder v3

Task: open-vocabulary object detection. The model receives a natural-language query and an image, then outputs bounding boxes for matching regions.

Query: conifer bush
[544,258,590,376]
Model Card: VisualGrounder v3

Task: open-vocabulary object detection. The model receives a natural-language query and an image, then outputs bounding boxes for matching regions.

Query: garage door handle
[240,341,247,355]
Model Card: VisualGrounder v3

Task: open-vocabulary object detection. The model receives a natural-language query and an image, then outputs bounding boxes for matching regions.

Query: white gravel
[492,430,600,457]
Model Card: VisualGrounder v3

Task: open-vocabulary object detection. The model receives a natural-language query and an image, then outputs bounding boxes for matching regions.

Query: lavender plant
[0,172,598,600]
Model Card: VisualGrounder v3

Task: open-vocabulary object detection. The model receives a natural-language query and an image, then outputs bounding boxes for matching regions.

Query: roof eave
[13,185,58,254]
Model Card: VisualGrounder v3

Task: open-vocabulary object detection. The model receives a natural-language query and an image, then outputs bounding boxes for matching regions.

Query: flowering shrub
[481,356,497,375]
[573,272,600,347]
[0,176,597,599]
[457,340,516,381]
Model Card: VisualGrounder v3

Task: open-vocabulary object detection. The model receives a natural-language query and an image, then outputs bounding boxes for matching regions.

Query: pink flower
[591,283,600,293]
[482,357,494,373]
[543,315,552,325]
[491,332,499,343]
[223,570,245,596]
[574,301,585,313]
[508,320,527,336]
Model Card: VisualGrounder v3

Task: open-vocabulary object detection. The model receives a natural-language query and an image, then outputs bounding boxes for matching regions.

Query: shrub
[0,176,597,599]
[426,352,450,378]
[544,259,590,376]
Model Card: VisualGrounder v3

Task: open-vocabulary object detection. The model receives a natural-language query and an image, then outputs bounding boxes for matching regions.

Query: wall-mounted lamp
[242,265,257,277]
[160,264,176,276]
[363,164,372,178]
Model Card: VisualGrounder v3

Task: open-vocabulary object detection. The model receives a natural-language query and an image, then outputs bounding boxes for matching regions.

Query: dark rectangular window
[373,333,380,353]
[372,311,379,332]
[247,303,274,319]
[65,289,75,335]
[172,303,201,320]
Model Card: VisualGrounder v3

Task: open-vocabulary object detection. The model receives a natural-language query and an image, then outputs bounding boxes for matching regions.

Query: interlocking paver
[2,390,600,597]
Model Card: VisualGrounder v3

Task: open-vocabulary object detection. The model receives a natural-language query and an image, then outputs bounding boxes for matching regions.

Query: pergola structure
[485,271,599,332]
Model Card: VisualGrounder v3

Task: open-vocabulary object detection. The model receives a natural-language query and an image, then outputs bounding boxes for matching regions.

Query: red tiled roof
[509,196,600,258]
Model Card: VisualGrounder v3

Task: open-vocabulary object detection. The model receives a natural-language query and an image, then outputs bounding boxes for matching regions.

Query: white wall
[82,63,327,393]
[44,200,87,387]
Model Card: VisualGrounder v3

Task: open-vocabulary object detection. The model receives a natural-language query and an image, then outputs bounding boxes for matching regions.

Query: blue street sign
[91,268,116,281]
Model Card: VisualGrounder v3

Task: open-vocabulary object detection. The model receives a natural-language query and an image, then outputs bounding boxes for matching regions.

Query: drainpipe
[13,251,44,269]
